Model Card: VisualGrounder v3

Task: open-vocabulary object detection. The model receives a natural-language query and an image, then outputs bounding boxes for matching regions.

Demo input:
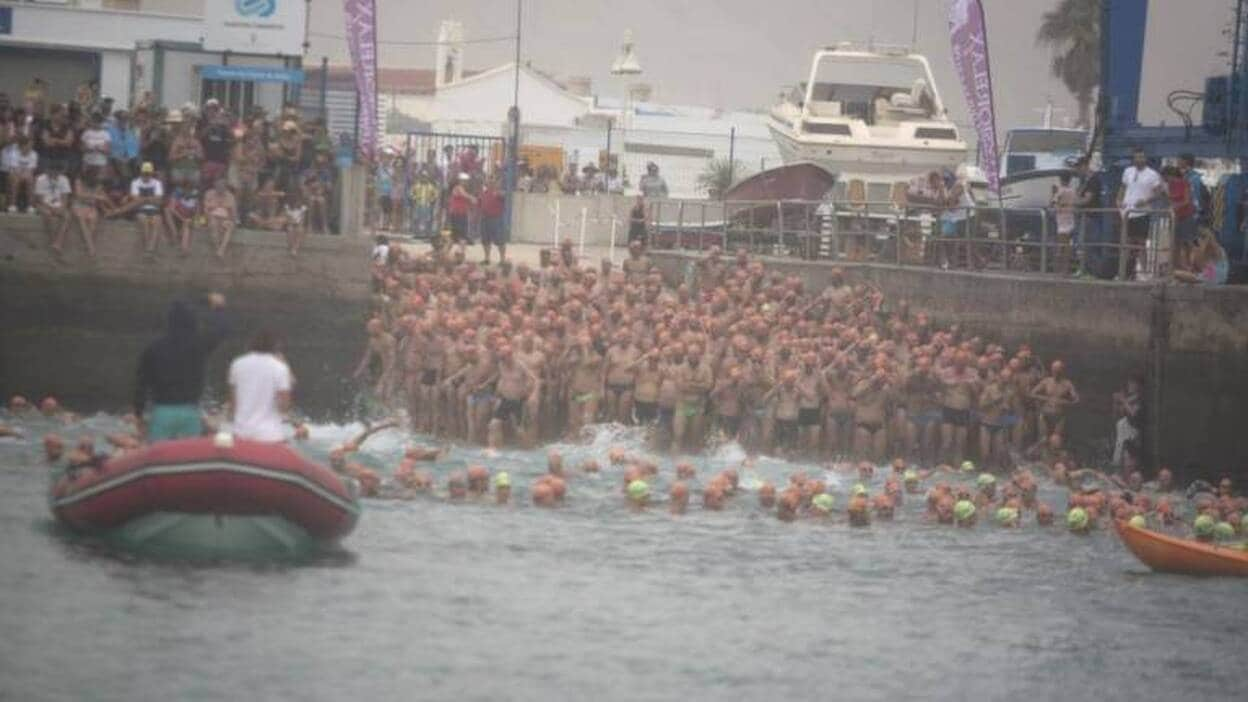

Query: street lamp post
[504,0,522,246]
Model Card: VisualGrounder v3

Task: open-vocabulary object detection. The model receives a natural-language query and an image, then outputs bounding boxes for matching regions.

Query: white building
[305,20,779,199]
[0,0,306,114]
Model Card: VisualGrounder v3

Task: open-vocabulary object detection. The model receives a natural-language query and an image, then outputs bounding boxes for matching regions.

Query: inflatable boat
[1115,519,1248,577]
[50,436,361,560]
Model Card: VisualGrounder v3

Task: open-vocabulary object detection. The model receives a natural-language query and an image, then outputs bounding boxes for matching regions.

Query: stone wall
[1,215,372,419]
[650,251,1248,479]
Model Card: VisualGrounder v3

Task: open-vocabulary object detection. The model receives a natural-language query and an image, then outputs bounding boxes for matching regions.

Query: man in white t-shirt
[34,162,72,251]
[1117,148,1163,279]
[228,330,293,443]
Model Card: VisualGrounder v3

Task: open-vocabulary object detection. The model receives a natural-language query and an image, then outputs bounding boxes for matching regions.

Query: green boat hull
[100,512,322,561]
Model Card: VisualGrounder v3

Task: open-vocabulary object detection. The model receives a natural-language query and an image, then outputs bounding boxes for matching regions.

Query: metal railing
[645,198,1176,281]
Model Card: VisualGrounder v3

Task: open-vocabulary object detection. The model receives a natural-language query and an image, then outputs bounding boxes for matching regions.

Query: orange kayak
[1115,520,1248,576]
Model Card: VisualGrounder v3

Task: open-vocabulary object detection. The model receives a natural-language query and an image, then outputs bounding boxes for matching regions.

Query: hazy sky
[307,0,1229,132]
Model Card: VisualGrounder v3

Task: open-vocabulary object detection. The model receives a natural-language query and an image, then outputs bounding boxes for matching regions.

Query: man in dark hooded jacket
[134,292,229,440]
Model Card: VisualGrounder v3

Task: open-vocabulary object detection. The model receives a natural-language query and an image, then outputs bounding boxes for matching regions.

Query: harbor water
[1,414,1245,701]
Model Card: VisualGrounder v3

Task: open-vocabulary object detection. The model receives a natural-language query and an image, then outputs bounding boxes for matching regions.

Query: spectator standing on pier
[1051,173,1077,275]
[79,113,112,177]
[199,103,232,187]
[479,173,506,264]
[1075,157,1104,278]
[639,162,669,199]
[108,110,141,179]
[628,194,648,245]
[410,171,439,239]
[1163,166,1196,270]
[1178,154,1207,225]
[1117,148,1163,280]
[375,155,395,231]
[447,172,476,245]
[40,105,76,175]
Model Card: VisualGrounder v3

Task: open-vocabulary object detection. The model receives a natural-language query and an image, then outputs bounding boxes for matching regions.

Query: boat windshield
[1006,131,1088,154]
[807,55,936,123]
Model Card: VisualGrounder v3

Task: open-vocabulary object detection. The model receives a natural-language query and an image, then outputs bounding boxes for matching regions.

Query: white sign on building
[202,0,306,56]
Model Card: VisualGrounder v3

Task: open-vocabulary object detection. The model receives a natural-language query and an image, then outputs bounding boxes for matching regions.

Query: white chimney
[436,20,465,90]
[611,30,643,76]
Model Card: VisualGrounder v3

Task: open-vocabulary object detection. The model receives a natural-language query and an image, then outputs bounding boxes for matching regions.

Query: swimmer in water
[627,479,650,509]
[447,471,468,500]
[466,465,490,497]
[494,472,511,504]
[669,481,689,515]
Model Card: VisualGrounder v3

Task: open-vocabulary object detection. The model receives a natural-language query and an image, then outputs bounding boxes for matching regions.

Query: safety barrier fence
[646,198,1176,281]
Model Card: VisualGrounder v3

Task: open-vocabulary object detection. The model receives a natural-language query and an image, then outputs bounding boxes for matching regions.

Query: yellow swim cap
[494,472,511,489]
[1193,513,1215,537]
[627,479,650,502]
[1067,507,1089,531]
[812,493,834,513]
[954,500,976,523]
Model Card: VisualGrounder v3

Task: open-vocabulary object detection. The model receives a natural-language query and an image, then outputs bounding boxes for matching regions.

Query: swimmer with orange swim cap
[669,481,689,514]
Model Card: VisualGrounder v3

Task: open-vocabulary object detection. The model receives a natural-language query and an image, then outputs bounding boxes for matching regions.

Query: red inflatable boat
[50,436,361,559]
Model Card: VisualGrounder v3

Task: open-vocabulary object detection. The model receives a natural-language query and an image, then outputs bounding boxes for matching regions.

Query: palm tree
[1035,0,1101,128]
[696,158,747,198]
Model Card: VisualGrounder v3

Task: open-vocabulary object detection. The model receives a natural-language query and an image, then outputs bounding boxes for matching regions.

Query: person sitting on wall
[35,161,73,257]
[128,161,165,260]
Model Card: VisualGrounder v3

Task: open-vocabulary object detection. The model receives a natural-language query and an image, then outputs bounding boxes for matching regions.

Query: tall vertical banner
[948,0,1000,192]
[343,0,378,159]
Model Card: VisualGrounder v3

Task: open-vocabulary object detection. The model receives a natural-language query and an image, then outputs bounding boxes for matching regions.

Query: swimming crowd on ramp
[3,237,1243,543]
[337,237,1242,539]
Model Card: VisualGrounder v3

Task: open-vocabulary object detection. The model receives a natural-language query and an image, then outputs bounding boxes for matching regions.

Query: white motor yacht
[768,44,969,204]
[998,127,1089,209]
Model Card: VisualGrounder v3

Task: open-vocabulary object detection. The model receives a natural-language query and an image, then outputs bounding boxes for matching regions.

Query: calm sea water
[1,412,1245,702]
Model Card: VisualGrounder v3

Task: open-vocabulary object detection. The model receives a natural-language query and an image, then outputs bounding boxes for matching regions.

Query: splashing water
[2,411,1246,701]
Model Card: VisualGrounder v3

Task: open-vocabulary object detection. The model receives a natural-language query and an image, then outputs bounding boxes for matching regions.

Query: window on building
[201,79,255,115]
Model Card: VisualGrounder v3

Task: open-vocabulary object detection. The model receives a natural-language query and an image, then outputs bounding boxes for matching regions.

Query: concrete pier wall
[651,251,1248,478]
[1,215,372,419]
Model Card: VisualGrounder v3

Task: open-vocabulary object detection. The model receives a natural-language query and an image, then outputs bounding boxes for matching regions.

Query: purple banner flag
[343,0,378,159]
[948,0,1000,192]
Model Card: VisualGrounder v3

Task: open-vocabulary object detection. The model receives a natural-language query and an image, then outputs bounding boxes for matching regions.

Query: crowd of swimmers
[5,393,1244,544]
[4,239,1241,544]
[361,238,1089,473]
